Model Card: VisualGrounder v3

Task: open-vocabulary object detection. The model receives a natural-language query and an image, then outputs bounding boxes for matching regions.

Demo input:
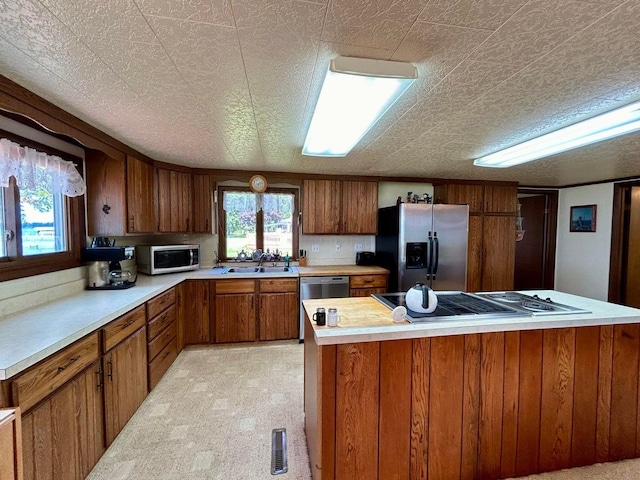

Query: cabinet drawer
[148,321,176,362]
[11,333,99,413]
[259,278,298,293]
[350,275,387,289]
[102,306,146,352]
[215,280,255,294]
[148,337,178,390]
[147,288,176,319]
[147,304,176,341]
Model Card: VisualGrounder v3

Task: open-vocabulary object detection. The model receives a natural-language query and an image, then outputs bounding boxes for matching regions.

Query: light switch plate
[335,243,341,252]
[355,243,363,251]
[311,244,320,253]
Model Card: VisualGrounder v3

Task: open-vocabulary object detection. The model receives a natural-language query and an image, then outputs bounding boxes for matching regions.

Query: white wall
[555,183,614,300]
[378,182,434,208]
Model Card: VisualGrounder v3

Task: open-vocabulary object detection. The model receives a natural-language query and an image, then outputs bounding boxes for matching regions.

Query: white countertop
[303,290,640,346]
[0,264,360,380]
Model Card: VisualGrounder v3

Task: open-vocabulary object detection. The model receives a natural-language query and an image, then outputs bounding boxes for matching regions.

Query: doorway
[514,189,558,290]
[609,182,640,307]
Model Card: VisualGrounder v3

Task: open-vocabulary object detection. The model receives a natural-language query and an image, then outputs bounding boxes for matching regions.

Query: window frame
[0,130,85,282]
[217,185,300,261]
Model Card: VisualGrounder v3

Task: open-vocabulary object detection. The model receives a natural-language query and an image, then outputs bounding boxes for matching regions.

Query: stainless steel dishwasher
[299,276,350,341]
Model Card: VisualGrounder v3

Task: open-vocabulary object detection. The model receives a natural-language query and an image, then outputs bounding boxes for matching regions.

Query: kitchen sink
[222,266,295,274]
[225,267,261,274]
[258,266,294,273]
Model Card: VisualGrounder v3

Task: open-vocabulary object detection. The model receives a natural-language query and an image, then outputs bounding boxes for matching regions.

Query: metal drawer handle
[107,359,113,380]
[57,356,80,372]
[122,319,136,328]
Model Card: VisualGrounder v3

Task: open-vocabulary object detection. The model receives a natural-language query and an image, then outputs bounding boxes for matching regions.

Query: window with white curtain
[0,133,86,280]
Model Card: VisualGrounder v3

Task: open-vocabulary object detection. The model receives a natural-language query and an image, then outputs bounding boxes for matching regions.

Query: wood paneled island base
[303,295,640,480]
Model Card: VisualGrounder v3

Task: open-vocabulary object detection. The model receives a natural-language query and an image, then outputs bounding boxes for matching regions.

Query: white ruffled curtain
[0,138,86,197]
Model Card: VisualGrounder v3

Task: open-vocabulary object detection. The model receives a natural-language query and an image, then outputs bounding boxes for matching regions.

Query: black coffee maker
[83,238,135,289]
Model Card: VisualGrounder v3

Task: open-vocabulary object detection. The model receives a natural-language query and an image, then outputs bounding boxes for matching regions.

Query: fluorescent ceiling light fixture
[474,100,640,168]
[302,56,417,157]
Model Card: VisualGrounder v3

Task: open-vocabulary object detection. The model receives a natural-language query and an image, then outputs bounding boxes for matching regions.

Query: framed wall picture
[570,204,597,232]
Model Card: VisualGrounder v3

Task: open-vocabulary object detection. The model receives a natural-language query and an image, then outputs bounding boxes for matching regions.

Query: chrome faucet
[257,252,269,266]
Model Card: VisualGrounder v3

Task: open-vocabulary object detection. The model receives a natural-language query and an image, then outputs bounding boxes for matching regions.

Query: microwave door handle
[190,249,194,265]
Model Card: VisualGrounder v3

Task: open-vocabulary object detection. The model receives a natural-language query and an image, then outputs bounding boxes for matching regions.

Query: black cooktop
[373,292,528,322]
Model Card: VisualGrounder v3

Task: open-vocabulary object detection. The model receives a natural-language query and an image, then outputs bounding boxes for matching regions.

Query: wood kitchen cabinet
[85,151,157,235]
[101,307,147,446]
[157,168,192,233]
[258,279,299,341]
[192,174,213,233]
[0,408,23,480]
[20,363,104,480]
[147,288,178,390]
[349,274,388,297]
[214,280,256,343]
[176,281,210,346]
[302,179,378,234]
[341,181,378,234]
[302,180,341,234]
[127,155,157,233]
[434,182,517,291]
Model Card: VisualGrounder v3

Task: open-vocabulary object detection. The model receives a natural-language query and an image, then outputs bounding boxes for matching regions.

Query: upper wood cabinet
[434,184,484,214]
[484,185,518,214]
[341,181,378,234]
[86,152,156,235]
[192,174,212,233]
[157,168,192,233]
[85,150,127,236]
[302,180,341,234]
[126,155,157,233]
[302,179,378,234]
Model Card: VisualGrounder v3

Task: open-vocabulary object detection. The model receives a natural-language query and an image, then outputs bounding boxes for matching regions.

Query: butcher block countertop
[296,265,388,276]
[302,290,640,345]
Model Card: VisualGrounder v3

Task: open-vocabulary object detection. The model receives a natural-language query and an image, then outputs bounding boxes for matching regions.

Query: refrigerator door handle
[427,232,434,278]
[432,232,439,279]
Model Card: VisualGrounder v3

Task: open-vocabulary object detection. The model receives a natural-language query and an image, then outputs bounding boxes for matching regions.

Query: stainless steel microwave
[136,244,200,275]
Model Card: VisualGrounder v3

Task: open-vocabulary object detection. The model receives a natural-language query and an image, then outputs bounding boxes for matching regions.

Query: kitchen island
[302,291,640,480]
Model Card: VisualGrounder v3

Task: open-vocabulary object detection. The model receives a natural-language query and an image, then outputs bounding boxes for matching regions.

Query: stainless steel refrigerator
[376,203,469,292]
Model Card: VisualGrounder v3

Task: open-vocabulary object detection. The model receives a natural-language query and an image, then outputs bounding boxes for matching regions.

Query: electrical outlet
[355,243,363,252]
[311,244,320,253]
[335,242,341,252]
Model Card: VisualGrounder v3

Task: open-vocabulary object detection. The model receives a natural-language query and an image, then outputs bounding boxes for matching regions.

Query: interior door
[624,186,640,307]
[514,195,546,289]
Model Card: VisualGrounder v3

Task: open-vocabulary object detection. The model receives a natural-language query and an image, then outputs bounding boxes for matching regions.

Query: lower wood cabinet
[258,279,299,341]
[20,362,104,480]
[102,326,147,446]
[147,290,178,391]
[0,408,23,480]
[349,274,388,297]
[177,281,210,346]
[215,282,256,343]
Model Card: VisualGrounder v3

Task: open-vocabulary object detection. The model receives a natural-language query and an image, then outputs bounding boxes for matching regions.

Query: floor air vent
[271,428,288,475]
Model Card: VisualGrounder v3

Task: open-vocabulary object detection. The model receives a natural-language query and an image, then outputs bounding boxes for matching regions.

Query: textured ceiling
[1,0,640,187]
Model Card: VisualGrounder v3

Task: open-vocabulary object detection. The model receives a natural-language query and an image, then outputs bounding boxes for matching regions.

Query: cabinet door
[484,185,518,214]
[258,292,298,340]
[349,287,387,297]
[482,216,515,291]
[341,181,378,234]
[126,156,156,233]
[466,215,484,292]
[103,327,147,446]
[20,362,104,480]
[177,280,210,345]
[192,174,212,233]
[85,150,127,236]
[157,169,192,232]
[215,294,256,343]
[434,184,484,214]
[302,180,341,234]
[0,409,21,480]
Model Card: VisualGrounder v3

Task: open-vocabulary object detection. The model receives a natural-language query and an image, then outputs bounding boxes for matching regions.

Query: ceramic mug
[327,308,341,327]
[313,308,326,326]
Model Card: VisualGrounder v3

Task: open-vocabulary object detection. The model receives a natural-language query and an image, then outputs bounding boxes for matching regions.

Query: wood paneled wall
[314,323,640,480]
